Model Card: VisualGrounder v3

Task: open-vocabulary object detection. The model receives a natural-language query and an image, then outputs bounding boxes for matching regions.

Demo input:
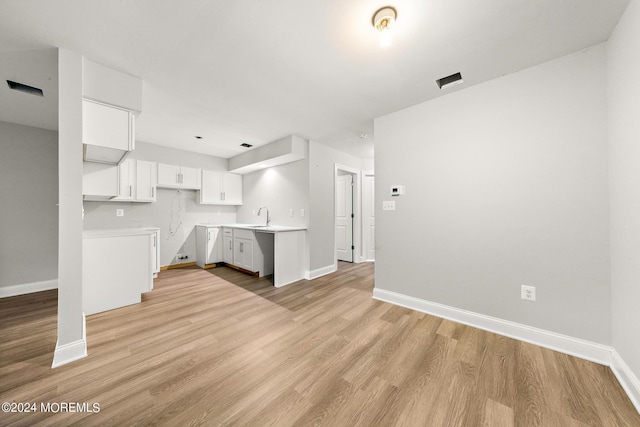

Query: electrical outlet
[382,201,396,211]
[116,209,124,217]
[289,209,294,217]
[521,285,536,301]
[300,208,305,217]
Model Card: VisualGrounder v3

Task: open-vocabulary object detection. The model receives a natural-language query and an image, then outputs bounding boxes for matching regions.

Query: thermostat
[390,185,405,196]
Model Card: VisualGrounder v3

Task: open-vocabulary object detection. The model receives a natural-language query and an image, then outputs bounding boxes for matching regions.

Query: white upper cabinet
[82,99,135,164]
[157,163,201,190]
[84,159,156,203]
[199,170,242,205]
[136,160,157,202]
[113,158,135,201]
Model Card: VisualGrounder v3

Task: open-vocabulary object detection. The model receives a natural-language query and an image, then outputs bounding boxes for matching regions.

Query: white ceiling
[0,0,630,159]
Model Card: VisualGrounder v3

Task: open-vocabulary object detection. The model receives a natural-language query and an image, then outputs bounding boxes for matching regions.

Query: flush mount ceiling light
[372,6,397,48]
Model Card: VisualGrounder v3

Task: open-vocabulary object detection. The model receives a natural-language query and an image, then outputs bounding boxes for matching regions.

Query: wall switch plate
[289,209,294,217]
[116,209,124,217]
[300,208,305,217]
[521,285,536,301]
[382,201,396,211]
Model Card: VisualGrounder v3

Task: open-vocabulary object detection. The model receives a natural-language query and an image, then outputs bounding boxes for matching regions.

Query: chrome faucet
[257,206,271,227]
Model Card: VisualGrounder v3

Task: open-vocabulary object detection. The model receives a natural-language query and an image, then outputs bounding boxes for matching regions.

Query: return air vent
[6,80,44,96]
[240,143,253,148]
[436,72,463,89]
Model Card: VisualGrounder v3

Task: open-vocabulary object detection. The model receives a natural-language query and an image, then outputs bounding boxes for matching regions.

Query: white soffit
[229,135,307,174]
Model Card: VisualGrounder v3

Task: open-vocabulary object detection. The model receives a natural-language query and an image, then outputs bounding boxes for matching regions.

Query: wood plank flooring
[1,262,639,426]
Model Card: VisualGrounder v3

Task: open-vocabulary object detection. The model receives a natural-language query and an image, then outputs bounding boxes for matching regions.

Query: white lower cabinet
[83,229,155,315]
[150,229,160,281]
[221,228,264,274]
[195,226,222,268]
[233,236,254,272]
[223,228,234,264]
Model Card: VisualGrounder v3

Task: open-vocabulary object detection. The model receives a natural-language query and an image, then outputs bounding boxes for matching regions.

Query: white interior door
[336,174,354,262]
[363,173,375,261]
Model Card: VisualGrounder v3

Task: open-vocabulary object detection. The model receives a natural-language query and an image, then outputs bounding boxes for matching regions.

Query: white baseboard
[372,288,613,365]
[52,312,87,368]
[305,263,337,280]
[611,349,640,414]
[0,279,58,298]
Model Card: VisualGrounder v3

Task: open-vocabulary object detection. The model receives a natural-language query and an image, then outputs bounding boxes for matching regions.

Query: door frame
[334,164,362,264]
[362,170,375,262]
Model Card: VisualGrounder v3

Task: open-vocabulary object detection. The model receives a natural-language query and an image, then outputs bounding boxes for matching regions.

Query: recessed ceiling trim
[7,80,44,97]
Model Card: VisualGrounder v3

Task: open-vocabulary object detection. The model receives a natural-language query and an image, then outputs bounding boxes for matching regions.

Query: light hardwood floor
[1,262,639,426]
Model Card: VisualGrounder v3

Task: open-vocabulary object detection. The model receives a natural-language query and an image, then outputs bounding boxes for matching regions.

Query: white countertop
[197,223,306,233]
[83,227,160,238]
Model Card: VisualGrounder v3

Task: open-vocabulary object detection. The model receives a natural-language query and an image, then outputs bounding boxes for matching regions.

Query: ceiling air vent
[436,72,463,90]
[6,80,44,97]
[240,143,253,148]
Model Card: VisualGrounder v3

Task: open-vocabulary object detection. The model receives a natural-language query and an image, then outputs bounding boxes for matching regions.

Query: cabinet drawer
[223,228,233,237]
[233,228,254,240]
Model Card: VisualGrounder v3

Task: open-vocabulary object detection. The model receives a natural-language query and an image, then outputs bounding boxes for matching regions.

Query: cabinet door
[222,173,243,205]
[113,158,135,201]
[206,228,220,264]
[233,238,254,271]
[150,230,160,283]
[157,163,179,188]
[180,166,201,190]
[200,170,223,204]
[136,160,157,202]
[223,229,234,264]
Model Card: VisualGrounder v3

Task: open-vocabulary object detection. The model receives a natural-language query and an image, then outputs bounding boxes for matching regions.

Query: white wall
[82,142,235,266]
[0,121,58,289]
[308,141,365,273]
[608,0,640,384]
[374,44,611,344]
[236,159,309,228]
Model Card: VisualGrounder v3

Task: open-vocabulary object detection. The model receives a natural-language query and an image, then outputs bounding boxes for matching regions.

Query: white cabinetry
[114,158,135,201]
[195,226,222,268]
[226,228,265,274]
[150,229,160,280]
[223,228,234,264]
[157,163,201,190]
[233,229,255,272]
[88,159,156,202]
[83,229,153,315]
[82,99,135,164]
[136,160,157,202]
[199,170,242,205]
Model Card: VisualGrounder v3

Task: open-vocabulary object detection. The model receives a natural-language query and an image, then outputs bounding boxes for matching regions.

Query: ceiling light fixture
[372,6,397,48]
